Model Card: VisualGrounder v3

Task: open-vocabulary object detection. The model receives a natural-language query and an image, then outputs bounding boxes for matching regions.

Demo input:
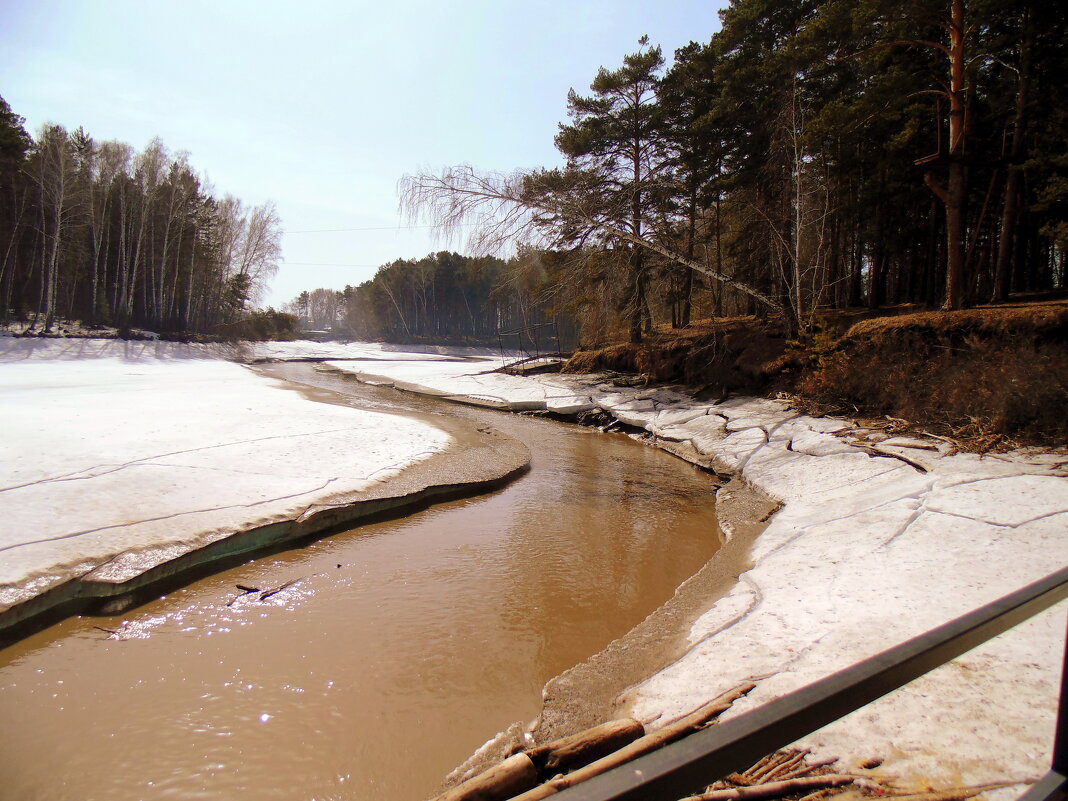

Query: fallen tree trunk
[508,682,757,801]
[432,753,539,801]
[524,718,645,776]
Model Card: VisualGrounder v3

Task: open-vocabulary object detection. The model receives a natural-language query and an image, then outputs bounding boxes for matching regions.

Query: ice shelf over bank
[0,338,461,624]
[255,339,1068,799]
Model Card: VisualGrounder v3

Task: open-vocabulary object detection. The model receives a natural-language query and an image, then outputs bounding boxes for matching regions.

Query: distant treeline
[288,251,574,347]
[401,0,1068,341]
[0,95,282,334]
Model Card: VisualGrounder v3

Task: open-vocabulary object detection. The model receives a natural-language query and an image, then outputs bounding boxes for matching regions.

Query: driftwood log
[429,682,755,801]
[507,682,757,801]
[524,718,646,776]
[433,753,540,801]
[431,694,1032,801]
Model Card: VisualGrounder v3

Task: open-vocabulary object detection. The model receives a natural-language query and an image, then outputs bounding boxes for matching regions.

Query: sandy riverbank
[0,338,529,643]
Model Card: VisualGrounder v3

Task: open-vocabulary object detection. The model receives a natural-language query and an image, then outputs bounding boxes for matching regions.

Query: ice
[0,339,452,615]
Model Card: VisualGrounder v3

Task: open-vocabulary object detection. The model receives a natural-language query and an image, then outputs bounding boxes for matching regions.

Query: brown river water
[0,363,722,801]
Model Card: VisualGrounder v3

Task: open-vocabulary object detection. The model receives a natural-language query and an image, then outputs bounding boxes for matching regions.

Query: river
[0,362,723,801]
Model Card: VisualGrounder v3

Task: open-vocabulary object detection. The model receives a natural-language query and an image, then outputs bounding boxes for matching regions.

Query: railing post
[999,614,1068,801]
[1053,616,1068,775]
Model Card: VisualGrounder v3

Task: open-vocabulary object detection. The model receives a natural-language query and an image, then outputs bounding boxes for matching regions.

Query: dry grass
[843,300,1068,344]
[563,301,1068,448]
[564,316,798,392]
[799,301,1068,447]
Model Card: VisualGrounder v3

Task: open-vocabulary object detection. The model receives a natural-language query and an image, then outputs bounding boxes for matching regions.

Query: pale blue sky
[1,0,728,307]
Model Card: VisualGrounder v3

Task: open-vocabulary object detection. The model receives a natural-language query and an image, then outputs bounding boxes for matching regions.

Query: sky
[1,0,728,309]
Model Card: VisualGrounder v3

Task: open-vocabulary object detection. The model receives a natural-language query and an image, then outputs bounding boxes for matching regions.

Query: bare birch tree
[235,200,282,304]
[28,124,76,331]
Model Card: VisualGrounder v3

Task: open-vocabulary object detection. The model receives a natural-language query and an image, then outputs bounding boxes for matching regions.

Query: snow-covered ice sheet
[323,353,598,412]
[328,359,590,410]
[0,338,451,614]
[263,339,1068,795]
[242,339,508,363]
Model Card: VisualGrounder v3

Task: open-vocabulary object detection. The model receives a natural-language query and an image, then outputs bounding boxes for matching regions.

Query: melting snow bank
[0,338,528,643]
[244,341,1068,799]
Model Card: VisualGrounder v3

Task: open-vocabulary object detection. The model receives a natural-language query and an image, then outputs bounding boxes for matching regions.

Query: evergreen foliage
[402,0,1068,341]
[290,251,568,345]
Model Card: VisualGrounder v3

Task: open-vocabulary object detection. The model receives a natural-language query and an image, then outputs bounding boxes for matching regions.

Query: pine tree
[555,37,667,342]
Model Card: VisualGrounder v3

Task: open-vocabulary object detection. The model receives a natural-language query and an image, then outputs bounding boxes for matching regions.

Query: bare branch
[400,165,783,313]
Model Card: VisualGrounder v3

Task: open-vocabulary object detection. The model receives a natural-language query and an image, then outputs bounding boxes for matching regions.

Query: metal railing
[554,566,1068,801]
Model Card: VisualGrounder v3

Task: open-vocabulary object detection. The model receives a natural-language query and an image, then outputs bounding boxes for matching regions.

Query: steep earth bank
[565,301,1068,447]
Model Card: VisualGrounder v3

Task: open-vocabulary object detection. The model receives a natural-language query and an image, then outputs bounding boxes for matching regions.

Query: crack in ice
[0,426,360,495]
[877,505,928,550]
[688,574,765,650]
[0,477,342,554]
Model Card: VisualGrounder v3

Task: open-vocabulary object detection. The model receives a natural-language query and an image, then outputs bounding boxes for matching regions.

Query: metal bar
[554,566,1068,801]
[1054,617,1068,775]
[1017,771,1067,801]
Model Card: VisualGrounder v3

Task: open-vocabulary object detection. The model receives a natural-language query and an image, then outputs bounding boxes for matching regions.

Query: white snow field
[0,338,455,624]
[256,340,1068,799]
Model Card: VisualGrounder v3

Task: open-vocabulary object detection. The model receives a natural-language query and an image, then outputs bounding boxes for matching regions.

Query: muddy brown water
[0,363,723,801]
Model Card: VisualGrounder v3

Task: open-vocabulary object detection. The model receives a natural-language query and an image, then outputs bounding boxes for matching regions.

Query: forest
[5,0,1067,349]
[0,96,285,336]
[290,251,574,347]
[395,0,1068,343]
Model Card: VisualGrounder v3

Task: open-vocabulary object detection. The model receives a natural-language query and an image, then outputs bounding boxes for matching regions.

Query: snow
[0,338,452,618]
[634,407,1066,796]
[245,339,506,362]
[260,339,1068,796]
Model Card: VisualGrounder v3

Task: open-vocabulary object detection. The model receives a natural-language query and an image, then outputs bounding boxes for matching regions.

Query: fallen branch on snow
[680,774,856,801]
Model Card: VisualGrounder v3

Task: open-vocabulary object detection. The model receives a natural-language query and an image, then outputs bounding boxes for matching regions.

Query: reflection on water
[0,364,721,801]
